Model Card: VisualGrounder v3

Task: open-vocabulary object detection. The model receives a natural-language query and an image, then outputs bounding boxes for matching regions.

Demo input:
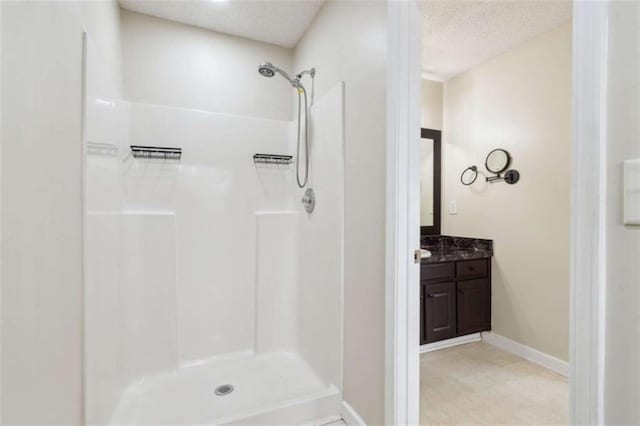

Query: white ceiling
[422,0,572,81]
[119,0,324,48]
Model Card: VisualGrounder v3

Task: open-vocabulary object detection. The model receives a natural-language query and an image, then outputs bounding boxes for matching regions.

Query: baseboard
[340,400,366,426]
[481,332,569,377]
[420,333,481,353]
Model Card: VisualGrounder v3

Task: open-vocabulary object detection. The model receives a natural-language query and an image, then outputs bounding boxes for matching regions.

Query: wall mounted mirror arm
[486,169,520,184]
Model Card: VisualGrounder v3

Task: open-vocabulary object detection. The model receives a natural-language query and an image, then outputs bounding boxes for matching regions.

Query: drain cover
[214,384,234,396]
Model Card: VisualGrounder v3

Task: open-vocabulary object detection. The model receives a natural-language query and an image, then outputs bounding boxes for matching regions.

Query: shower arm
[296,68,316,80]
[295,68,316,105]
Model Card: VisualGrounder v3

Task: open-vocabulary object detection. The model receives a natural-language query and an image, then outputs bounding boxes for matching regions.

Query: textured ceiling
[119,0,324,48]
[423,0,572,81]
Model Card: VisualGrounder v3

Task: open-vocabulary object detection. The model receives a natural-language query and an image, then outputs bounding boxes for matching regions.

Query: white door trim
[386,1,608,425]
[570,2,608,424]
[385,1,422,425]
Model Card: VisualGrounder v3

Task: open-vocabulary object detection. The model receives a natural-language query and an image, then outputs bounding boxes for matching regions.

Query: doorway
[385,1,607,424]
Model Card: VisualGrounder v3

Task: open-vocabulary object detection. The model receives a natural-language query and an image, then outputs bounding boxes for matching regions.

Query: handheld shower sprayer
[258,61,316,192]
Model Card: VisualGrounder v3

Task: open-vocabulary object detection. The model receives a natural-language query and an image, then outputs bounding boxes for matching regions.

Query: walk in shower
[82,10,344,424]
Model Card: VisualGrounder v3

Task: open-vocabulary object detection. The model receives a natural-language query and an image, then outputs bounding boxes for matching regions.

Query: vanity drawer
[456,259,488,280]
[421,262,455,283]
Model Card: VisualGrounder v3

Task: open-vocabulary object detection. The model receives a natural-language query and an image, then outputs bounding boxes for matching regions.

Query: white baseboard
[340,400,366,426]
[420,333,481,353]
[481,332,569,377]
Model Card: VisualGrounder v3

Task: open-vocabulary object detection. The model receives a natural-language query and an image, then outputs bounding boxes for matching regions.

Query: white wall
[292,82,345,389]
[81,1,123,100]
[83,73,129,426]
[1,1,122,423]
[126,102,294,364]
[293,1,387,423]
[81,2,128,423]
[121,10,293,121]
[442,23,572,361]
[603,2,640,424]
[421,78,443,130]
[121,88,344,388]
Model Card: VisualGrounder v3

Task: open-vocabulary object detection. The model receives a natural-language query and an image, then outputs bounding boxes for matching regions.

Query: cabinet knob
[426,293,434,298]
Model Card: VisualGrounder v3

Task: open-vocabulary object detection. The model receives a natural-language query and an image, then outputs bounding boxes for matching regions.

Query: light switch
[624,159,640,225]
[449,200,457,215]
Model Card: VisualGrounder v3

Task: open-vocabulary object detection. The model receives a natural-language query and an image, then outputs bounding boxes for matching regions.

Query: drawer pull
[426,293,434,298]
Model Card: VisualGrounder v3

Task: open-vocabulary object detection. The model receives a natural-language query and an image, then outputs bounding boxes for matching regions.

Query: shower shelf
[130,145,182,160]
[253,153,293,165]
[87,141,118,157]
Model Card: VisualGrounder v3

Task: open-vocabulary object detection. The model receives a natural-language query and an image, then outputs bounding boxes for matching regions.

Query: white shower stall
[83,12,345,424]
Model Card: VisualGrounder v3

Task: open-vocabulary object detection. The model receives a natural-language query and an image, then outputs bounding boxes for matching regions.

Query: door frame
[385,1,607,424]
[385,1,422,424]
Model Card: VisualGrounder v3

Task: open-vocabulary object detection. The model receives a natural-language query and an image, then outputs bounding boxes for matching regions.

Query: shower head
[258,61,301,88]
[258,62,276,78]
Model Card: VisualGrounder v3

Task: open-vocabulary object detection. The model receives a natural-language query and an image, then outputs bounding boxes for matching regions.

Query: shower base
[109,351,341,425]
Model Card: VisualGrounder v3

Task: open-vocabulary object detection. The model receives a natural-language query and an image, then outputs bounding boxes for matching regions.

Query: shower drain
[214,384,234,396]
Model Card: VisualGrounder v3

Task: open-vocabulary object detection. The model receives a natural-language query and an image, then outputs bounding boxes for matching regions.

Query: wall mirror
[485,148,511,174]
[421,128,441,235]
[484,148,520,184]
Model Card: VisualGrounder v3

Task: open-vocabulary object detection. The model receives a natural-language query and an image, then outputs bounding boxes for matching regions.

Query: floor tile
[420,341,568,425]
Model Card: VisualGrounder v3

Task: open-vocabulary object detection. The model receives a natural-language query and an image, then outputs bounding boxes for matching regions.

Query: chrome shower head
[258,61,301,88]
[258,62,276,78]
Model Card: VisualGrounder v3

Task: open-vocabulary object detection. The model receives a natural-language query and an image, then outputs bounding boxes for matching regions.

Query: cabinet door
[424,282,457,343]
[457,279,491,335]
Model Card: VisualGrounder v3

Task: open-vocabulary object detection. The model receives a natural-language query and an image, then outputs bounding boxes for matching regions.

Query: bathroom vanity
[420,236,493,344]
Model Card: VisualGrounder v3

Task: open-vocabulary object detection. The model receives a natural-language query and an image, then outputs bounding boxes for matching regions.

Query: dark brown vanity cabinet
[457,278,491,335]
[423,282,457,342]
[420,258,491,344]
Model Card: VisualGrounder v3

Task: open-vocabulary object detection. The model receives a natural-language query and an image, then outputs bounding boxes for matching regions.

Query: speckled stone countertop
[420,235,493,264]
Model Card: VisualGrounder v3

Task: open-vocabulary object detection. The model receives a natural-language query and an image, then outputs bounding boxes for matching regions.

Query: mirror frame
[420,128,441,236]
[485,148,511,174]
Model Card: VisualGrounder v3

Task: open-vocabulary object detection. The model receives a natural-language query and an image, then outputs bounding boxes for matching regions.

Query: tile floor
[420,342,568,425]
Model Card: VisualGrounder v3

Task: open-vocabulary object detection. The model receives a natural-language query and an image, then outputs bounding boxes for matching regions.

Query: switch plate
[624,159,640,225]
[449,200,457,215]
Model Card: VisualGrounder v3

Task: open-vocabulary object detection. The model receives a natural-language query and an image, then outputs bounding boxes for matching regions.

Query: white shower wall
[127,102,296,364]
[291,83,345,389]
[84,76,344,423]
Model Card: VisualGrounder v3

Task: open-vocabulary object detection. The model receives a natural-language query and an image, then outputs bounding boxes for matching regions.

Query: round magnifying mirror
[485,148,511,174]
[460,166,478,186]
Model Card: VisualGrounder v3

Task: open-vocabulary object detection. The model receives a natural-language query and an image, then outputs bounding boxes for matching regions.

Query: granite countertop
[420,235,493,264]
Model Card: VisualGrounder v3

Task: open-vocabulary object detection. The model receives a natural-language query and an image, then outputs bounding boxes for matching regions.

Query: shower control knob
[302,188,316,214]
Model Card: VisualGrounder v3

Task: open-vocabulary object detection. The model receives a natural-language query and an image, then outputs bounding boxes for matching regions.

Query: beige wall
[293,1,387,423]
[1,1,123,423]
[442,23,572,361]
[121,10,293,121]
[604,2,640,424]
[421,78,443,130]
